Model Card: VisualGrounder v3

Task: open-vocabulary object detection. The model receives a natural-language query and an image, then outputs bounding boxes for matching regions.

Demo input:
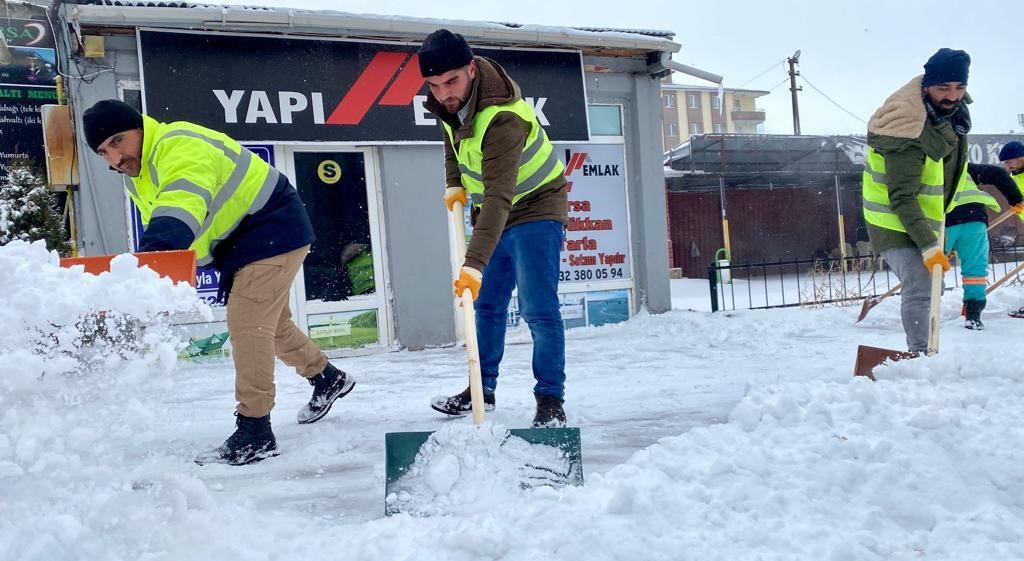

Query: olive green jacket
[865,75,969,253]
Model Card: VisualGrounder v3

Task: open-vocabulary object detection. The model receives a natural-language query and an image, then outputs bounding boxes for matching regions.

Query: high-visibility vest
[443,99,563,207]
[950,175,999,212]
[129,115,280,266]
[862,147,967,233]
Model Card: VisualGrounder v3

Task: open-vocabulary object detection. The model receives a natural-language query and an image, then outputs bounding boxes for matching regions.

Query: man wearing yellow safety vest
[418,29,569,427]
[82,100,355,466]
[998,141,1024,318]
[862,48,973,353]
[944,164,1023,329]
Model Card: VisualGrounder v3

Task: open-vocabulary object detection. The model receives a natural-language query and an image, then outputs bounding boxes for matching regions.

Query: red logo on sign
[564,151,588,176]
[325,52,425,125]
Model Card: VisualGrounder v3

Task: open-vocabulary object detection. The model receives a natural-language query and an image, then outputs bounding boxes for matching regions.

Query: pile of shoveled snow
[0,240,209,389]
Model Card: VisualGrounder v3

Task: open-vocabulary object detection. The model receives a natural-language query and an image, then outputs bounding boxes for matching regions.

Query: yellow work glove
[453,266,482,301]
[444,186,468,212]
[921,244,951,273]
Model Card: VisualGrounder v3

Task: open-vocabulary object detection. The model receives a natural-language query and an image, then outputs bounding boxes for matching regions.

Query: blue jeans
[475,220,566,400]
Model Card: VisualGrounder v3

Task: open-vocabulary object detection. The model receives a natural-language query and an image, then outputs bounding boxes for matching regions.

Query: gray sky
[254,0,1020,136]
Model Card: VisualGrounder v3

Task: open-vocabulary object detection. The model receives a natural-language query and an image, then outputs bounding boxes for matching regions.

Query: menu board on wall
[0,18,58,182]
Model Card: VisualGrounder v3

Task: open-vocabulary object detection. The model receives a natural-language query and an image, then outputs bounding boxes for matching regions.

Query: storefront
[55,3,686,356]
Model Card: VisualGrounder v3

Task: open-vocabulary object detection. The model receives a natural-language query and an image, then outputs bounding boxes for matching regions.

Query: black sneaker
[195,413,278,466]
[964,300,985,331]
[532,394,566,428]
[297,363,355,424]
[431,387,495,416]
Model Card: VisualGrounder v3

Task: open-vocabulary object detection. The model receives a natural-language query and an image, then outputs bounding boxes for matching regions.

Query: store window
[294,152,375,302]
[587,104,623,137]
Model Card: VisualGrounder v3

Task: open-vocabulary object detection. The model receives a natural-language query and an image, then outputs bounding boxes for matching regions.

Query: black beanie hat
[922,48,970,87]
[82,99,143,153]
[418,29,474,77]
[999,141,1024,162]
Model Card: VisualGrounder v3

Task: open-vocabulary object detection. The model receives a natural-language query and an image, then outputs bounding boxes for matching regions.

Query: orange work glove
[921,244,951,273]
[1011,202,1024,214]
[453,266,482,301]
[444,186,468,212]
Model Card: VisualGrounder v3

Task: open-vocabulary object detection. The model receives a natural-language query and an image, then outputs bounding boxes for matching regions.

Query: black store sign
[139,30,589,142]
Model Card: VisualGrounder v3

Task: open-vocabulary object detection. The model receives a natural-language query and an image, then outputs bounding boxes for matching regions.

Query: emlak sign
[138,29,589,142]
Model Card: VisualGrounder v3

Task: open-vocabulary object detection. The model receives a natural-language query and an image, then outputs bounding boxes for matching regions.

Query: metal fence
[707,247,1024,312]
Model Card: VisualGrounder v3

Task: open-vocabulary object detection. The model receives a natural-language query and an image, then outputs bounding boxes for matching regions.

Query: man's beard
[932,100,960,116]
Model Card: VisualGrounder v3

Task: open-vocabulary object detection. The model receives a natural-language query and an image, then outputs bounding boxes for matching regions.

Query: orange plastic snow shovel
[383,200,583,515]
[856,209,1016,323]
[60,250,197,286]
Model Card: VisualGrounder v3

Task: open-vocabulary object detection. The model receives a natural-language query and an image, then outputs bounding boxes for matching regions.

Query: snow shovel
[383,200,583,514]
[856,209,1016,323]
[60,249,197,286]
[854,223,946,379]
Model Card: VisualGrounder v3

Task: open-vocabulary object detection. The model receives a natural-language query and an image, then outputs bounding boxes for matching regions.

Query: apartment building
[661,82,768,151]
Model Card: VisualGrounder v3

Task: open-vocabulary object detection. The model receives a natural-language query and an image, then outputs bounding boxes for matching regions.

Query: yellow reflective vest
[862,147,968,234]
[442,99,563,207]
[949,174,999,212]
[129,115,280,266]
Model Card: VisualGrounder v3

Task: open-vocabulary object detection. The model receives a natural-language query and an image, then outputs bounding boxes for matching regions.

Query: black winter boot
[195,413,278,466]
[431,387,496,416]
[964,299,985,330]
[532,394,566,428]
[297,362,355,424]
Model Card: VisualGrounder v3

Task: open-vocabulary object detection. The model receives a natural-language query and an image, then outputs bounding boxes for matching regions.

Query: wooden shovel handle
[451,200,486,426]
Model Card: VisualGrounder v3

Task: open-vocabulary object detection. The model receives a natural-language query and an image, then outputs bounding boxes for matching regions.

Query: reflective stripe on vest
[862,147,966,234]
[442,99,564,207]
[128,116,280,266]
[950,175,999,212]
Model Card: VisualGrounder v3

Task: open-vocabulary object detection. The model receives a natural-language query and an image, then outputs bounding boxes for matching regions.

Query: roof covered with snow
[65,1,681,55]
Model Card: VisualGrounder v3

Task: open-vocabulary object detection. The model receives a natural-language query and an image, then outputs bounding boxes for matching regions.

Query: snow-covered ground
[2,240,1023,560]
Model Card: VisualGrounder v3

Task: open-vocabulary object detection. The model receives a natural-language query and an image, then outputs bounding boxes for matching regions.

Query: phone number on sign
[559,267,625,282]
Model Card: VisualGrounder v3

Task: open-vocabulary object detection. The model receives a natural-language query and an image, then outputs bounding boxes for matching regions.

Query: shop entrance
[285,147,391,355]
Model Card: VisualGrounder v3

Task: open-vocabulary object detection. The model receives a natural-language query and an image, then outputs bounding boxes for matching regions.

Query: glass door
[284,147,391,354]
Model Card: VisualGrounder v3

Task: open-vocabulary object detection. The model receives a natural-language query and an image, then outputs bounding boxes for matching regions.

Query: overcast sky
[252,0,1020,136]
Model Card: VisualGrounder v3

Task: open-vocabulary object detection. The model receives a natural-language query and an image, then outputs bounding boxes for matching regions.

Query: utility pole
[788,50,802,135]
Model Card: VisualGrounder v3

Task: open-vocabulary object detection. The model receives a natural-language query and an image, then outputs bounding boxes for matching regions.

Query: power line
[738,59,787,88]
[767,77,791,93]
[799,73,868,124]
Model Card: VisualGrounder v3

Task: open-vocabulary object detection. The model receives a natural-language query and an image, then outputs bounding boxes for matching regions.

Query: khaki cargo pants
[227,245,327,418]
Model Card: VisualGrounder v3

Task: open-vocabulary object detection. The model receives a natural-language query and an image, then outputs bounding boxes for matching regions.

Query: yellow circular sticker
[317,160,342,184]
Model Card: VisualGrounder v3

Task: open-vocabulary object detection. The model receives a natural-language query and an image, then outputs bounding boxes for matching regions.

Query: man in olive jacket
[862,48,972,353]
[418,29,569,427]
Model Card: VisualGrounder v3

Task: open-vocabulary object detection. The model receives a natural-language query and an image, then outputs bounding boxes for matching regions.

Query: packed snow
[1,240,1023,560]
